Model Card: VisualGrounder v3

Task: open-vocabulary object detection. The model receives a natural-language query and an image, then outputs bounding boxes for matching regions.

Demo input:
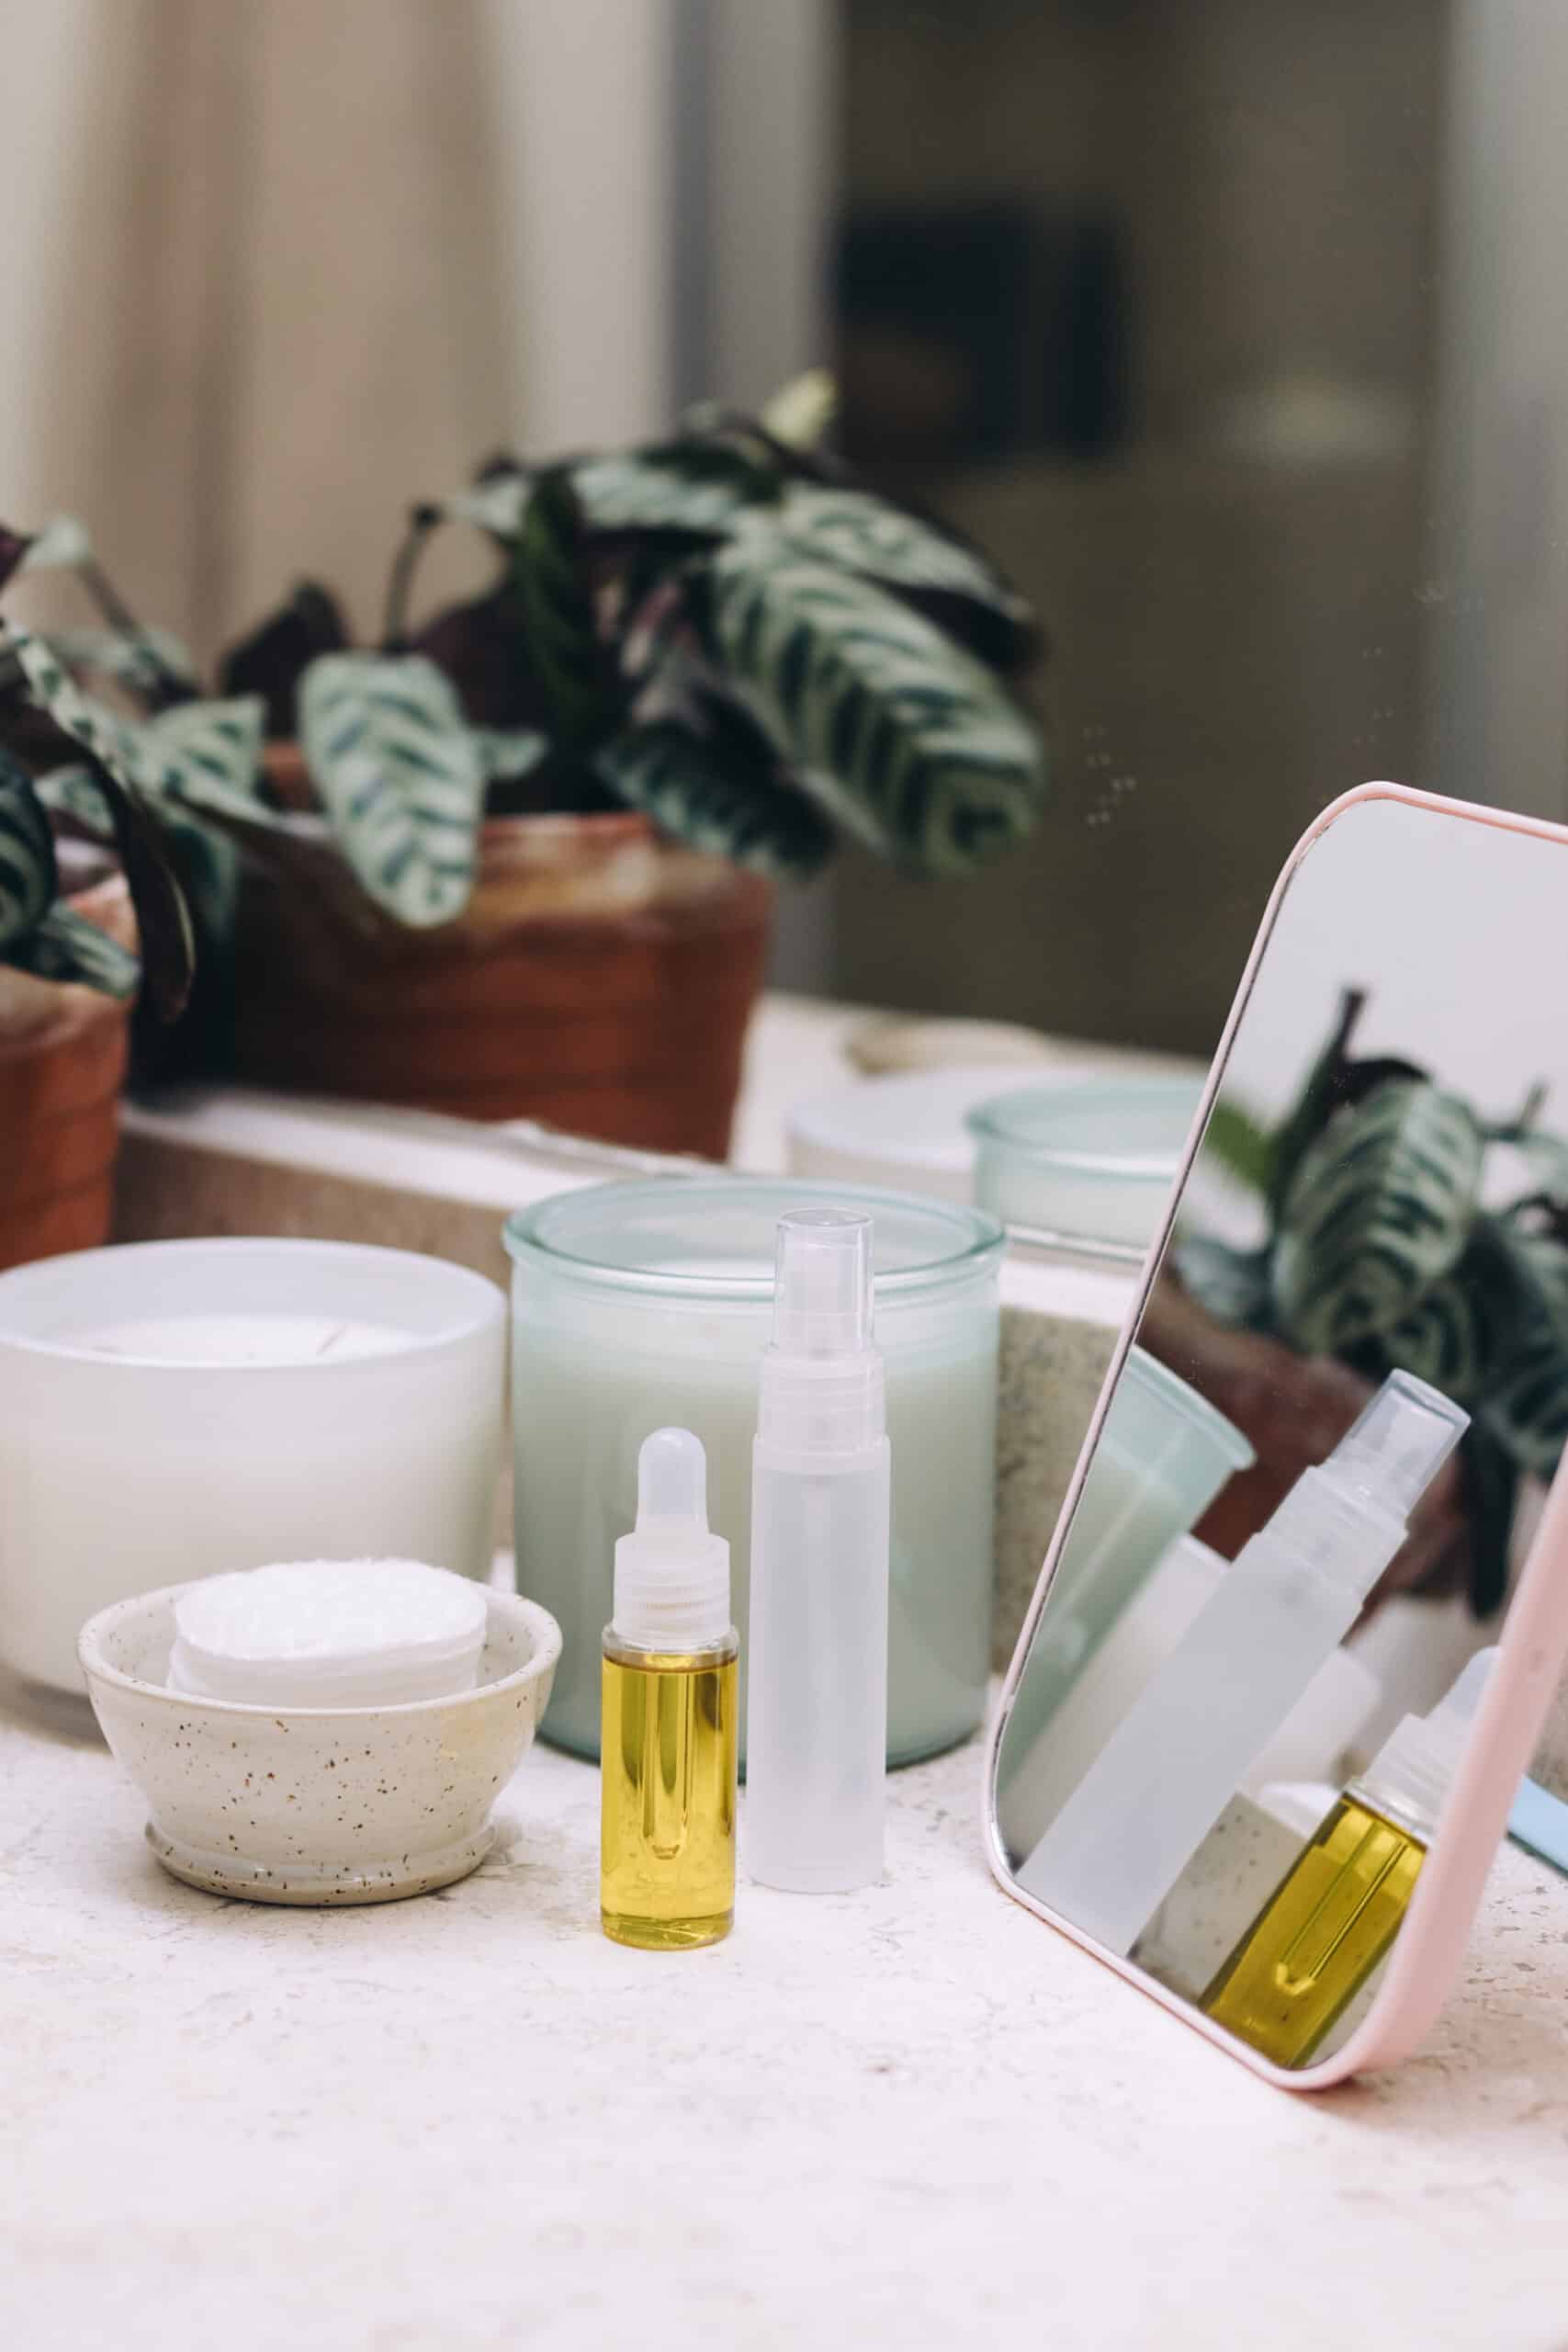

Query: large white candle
[0,1240,505,1702]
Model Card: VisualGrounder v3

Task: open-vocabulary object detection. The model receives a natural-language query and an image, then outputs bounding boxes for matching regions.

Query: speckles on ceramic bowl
[77,1583,560,1905]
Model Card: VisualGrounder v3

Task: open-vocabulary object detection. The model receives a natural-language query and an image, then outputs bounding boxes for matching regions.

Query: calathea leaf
[443,473,529,538]
[1270,1079,1484,1354]
[475,727,549,783]
[1174,1234,1274,1330]
[0,751,58,951]
[1478,1222,1568,1480]
[46,626,198,696]
[219,582,349,737]
[1380,1216,1523,1405]
[701,543,1047,873]
[761,484,1039,672]
[19,514,93,573]
[513,469,626,748]
[0,526,33,594]
[299,652,485,926]
[596,710,833,878]
[2,624,194,1016]
[135,697,266,825]
[569,444,776,537]
[8,902,139,998]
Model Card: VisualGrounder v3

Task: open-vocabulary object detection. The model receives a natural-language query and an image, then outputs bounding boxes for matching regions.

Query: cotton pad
[168,1558,489,1708]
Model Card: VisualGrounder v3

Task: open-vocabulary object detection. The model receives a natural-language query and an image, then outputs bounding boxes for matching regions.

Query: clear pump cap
[612,1427,731,1649]
[771,1209,875,1359]
[1329,1369,1469,1514]
[1359,1645,1496,1841]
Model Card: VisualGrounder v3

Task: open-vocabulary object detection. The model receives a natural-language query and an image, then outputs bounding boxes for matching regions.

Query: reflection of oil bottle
[1015,1370,1467,1954]
[1201,1648,1495,2067]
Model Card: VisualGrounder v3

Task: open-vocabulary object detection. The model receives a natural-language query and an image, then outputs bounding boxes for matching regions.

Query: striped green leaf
[1479,1223,1568,1478]
[3,623,194,1015]
[570,447,773,537]
[135,696,266,823]
[1271,1080,1484,1354]
[476,727,549,783]
[9,902,139,998]
[0,752,58,952]
[513,471,625,748]
[1381,1219,1522,1405]
[299,652,485,927]
[704,546,1046,872]
[597,715,833,878]
[46,625,197,695]
[18,514,92,572]
[762,486,1035,665]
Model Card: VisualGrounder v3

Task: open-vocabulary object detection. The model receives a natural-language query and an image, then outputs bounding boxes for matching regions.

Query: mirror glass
[992,796,1567,2069]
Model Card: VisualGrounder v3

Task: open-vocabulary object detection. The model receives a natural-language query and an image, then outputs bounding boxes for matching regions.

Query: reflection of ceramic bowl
[79,1583,560,1906]
[968,1077,1206,1245]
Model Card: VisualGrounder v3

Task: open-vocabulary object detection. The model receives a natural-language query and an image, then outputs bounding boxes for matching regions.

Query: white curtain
[1,0,518,662]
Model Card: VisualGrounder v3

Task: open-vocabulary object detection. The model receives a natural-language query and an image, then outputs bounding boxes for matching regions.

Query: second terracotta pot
[0,871,135,1272]
[230,750,773,1159]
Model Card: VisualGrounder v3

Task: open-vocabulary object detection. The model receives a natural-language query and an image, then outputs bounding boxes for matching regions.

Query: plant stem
[381,505,442,650]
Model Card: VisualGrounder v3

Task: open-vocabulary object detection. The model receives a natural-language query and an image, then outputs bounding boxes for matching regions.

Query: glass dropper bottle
[1201,1646,1496,2066]
[601,1428,738,1950]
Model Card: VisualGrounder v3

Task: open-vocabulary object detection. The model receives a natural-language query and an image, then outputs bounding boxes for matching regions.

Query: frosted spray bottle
[746,1209,891,1892]
[1203,1645,1496,2064]
[601,1427,738,1949]
[1017,1369,1468,1952]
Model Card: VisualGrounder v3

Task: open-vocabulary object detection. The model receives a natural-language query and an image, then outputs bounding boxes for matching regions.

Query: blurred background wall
[2,0,1564,1060]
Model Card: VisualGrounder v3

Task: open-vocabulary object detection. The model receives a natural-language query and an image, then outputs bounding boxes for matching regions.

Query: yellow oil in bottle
[600,1634,737,1951]
[1201,1794,1427,2068]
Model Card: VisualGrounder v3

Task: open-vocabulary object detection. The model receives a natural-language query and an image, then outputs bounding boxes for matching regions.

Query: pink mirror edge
[982,779,1568,2090]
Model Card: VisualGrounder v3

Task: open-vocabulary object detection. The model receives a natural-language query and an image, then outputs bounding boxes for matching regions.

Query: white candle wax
[0,1241,506,1702]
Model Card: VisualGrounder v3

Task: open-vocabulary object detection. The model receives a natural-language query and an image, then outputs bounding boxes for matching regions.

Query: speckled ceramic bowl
[78,1582,561,1905]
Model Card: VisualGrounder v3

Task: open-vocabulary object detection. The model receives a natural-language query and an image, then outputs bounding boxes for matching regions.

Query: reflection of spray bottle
[1015,1371,1468,1954]
[1203,1647,1495,2066]
[746,1210,891,1893]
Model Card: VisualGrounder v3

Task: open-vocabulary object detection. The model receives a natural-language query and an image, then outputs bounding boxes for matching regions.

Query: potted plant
[0,383,1047,1156]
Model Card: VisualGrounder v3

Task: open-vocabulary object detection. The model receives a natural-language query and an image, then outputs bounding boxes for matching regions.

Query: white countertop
[3,1699,1566,2349]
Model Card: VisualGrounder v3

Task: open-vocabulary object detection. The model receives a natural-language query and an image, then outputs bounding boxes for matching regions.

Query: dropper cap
[612,1428,731,1650]
[1356,1646,1496,1842]
[758,1209,886,1454]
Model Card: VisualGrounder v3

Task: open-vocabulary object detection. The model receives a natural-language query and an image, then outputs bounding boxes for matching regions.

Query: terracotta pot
[230,748,773,1157]
[0,871,135,1272]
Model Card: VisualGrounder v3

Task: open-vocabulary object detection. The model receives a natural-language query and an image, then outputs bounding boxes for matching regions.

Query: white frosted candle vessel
[506,1180,1003,1768]
[0,1240,505,1703]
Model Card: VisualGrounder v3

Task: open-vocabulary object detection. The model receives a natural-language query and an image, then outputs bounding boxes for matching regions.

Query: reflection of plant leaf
[704,545,1046,873]
[299,652,485,927]
[1479,1223,1568,1479]
[0,752,57,951]
[1266,987,1366,1219]
[1380,1218,1522,1405]
[596,710,833,877]
[1201,1098,1275,1198]
[1461,1427,1520,1619]
[1272,1079,1483,1353]
[1176,1234,1273,1329]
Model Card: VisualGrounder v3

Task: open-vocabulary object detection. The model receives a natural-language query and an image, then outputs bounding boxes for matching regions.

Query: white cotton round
[168,1558,489,1709]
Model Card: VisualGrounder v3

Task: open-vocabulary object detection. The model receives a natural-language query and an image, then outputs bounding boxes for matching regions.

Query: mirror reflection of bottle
[1201,1648,1496,2066]
[601,1429,738,1950]
[1014,1371,1468,1954]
